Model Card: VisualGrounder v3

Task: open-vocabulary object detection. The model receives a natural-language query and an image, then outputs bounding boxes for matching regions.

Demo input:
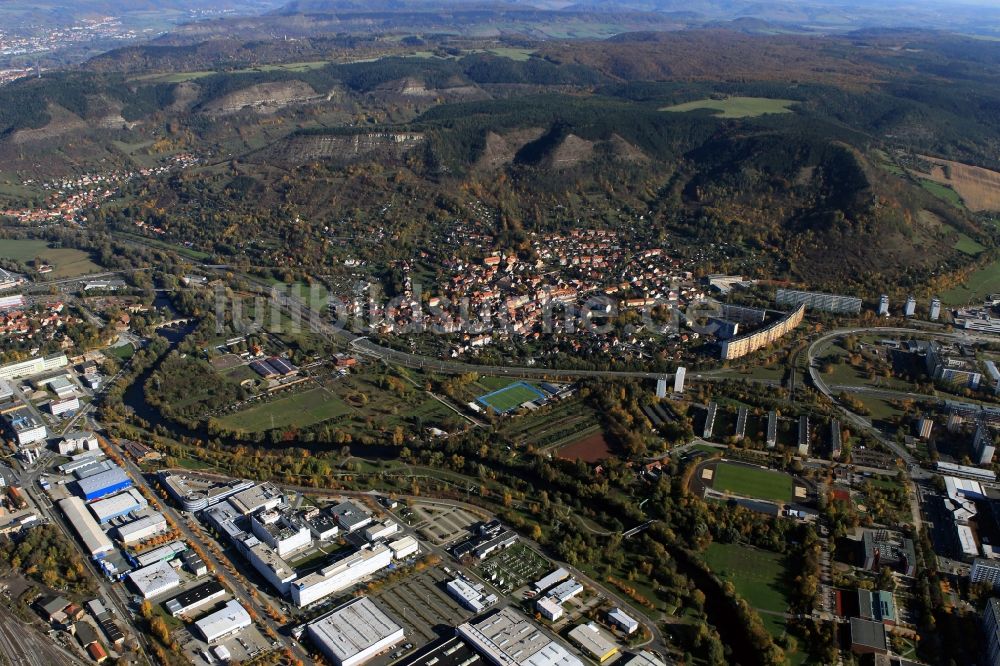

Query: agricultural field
[477,381,547,413]
[661,96,797,118]
[711,462,793,503]
[918,179,965,209]
[556,431,612,462]
[915,155,1000,212]
[954,233,986,256]
[500,398,602,449]
[702,543,791,634]
[0,239,102,278]
[212,386,351,432]
[941,259,1000,305]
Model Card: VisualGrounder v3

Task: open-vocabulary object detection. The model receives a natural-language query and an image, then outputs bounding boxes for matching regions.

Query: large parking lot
[178,600,275,666]
[371,566,474,650]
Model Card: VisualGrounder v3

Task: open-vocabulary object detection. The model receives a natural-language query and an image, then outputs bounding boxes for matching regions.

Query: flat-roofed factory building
[457,607,583,666]
[194,599,252,643]
[307,597,405,666]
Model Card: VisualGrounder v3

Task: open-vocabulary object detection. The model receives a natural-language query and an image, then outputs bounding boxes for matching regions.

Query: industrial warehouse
[306,597,405,666]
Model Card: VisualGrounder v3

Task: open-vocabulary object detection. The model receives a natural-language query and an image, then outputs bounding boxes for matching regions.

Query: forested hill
[1,29,999,294]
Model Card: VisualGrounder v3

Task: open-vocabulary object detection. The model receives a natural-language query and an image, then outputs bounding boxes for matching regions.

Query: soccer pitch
[477,381,546,413]
[712,463,793,503]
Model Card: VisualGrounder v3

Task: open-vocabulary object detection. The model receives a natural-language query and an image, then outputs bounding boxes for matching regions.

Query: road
[103,438,311,664]
[162,470,669,658]
[800,325,999,530]
[20,470,153,663]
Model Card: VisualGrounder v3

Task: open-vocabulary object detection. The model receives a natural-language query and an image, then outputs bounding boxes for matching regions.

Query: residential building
[775,289,862,314]
[926,343,982,389]
[673,367,686,394]
[904,296,916,317]
[719,305,805,360]
[735,407,748,441]
[766,411,777,448]
[930,297,941,321]
[987,361,1000,395]
[878,295,890,317]
[976,424,997,465]
[983,597,1000,666]
[831,420,843,460]
[703,402,717,439]
[972,559,1000,589]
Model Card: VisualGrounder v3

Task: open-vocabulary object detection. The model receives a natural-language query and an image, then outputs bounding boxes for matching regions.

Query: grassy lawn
[212,387,351,432]
[726,364,786,382]
[712,462,793,503]
[941,259,1000,305]
[955,233,987,256]
[853,395,905,421]
[0,239,101,278]
[703,542,791,618]
[661,97,797,118]
[479,381,546,413]
[108,343,135,360]
[919,179,965,209]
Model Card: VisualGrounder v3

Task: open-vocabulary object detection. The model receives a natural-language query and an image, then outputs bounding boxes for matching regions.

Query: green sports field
[478,381,546,413]
[712,462,793,503]
[212,387,350,432]
[703,543,791,636]
[661,96,797,118]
